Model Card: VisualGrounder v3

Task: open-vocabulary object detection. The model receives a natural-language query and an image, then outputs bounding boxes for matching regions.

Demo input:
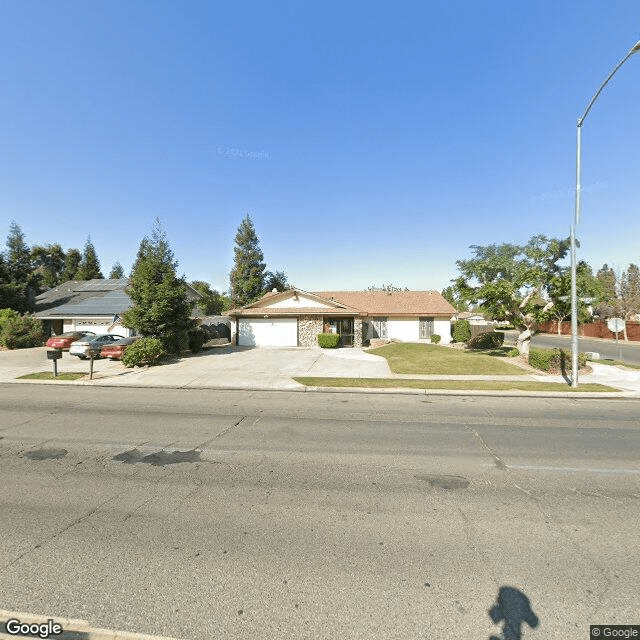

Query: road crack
[466,426,508,470]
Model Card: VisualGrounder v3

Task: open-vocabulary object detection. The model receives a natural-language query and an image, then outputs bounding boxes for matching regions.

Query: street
[0,384,639,639]
[504,330,640,365]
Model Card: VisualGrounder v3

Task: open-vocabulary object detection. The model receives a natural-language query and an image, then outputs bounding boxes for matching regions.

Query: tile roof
[229,289,456,317]
[313,291,456,316]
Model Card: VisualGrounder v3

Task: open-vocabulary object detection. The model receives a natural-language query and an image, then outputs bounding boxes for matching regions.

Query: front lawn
[367,343,527,375]
[294,377,617,392]
[18,372,86,381]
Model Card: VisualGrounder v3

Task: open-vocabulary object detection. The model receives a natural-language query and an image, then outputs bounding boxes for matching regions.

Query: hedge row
[467,331,504,350]
[528,347,587,372]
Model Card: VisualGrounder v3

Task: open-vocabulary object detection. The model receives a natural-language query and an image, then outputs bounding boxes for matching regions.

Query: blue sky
[1,1,639,293]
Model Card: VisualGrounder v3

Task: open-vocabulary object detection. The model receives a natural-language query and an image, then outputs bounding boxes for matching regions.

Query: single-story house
[34,278,203,338]
[228,289,456,347]
[454,312,491,325]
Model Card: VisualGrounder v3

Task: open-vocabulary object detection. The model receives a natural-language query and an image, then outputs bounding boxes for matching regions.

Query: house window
[371,317,388,339]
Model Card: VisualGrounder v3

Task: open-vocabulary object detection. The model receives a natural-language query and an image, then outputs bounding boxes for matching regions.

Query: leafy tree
[229,215,266,307]
[30,244,66,289]
[454,235,570,357]
[441,285,468,312]
[76,236,103,280]
[60,248,82,281]
[617,264,640,340]
[543,261,600,334]
[263,270,290,293]
[122,219,194,354]
[108,261,125,279]
[190,280,228,315]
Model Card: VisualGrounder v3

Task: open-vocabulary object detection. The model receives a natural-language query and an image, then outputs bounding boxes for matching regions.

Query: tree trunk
[557,320,562,336]
[516,328,532,358]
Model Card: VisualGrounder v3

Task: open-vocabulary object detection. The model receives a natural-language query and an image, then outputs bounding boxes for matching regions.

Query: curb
[2,378,639,399]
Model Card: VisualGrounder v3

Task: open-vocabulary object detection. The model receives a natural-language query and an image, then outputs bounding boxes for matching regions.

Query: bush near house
[121,338,166,367]
[467,331,504,350]
[451,319,471,343]
[0,310,43,349]
[317,333,341,348]
[529,347,587,373]
[430,334,441,344]
[187,327,208,353]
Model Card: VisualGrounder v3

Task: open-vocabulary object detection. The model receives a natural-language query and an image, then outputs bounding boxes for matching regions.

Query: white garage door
[238,318,298,347]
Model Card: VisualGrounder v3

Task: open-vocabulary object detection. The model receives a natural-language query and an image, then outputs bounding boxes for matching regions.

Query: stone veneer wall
[354,317,363,348]
[298,316,323,347]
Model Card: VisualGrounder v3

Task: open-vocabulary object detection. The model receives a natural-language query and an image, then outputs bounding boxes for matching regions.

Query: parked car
[69,334,124,359]
[100,336,140,360]
[45,331,96,350]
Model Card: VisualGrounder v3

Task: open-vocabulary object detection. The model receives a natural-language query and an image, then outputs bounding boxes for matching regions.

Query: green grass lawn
[367,342,527,375]
[294,377,617,392]
[18,372,86,381]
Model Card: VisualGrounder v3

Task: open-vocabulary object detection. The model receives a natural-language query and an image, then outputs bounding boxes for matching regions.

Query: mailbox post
[46,349,62,377]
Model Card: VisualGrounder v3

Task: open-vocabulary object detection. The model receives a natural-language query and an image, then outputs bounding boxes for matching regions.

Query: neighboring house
[34,278,203,338]
[454,312,490,325]
[227,289,456,347]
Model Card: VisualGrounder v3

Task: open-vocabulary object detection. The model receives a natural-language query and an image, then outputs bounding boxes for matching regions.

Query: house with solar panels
[34,279,203,338]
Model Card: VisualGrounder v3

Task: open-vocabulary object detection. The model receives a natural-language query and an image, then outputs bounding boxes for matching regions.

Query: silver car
[69,334,124,359]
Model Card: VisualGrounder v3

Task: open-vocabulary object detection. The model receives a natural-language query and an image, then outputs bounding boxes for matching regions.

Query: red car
[45,331,96,350]
[100,336,139,360]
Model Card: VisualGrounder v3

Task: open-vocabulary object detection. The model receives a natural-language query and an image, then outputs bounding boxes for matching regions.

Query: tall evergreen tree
[122,219,194,354]
[76,236,103,280]
[5,221,32,284]
[1,221,35,312]
[60,248,82,281]
[229,215,266,306]
[108,261,125,279]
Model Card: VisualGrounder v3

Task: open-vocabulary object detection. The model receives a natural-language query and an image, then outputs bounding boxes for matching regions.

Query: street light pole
[571,40,640,388]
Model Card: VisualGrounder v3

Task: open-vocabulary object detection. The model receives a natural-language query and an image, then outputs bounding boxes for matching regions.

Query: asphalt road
[504,330,640,365]
[0,384,639,640]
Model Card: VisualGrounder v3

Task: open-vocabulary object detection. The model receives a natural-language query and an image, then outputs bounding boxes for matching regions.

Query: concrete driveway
[105,346,392,389]
[0,346,123,382]
[0,345,391,389]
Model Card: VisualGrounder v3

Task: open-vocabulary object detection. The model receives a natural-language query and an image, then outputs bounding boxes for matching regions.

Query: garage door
[238,318,298,347]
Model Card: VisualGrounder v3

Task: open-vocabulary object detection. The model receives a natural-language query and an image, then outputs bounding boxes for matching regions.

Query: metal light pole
[571,40,640,387]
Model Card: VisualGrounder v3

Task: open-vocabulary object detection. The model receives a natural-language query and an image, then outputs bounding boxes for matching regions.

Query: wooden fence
[537,320,640,341]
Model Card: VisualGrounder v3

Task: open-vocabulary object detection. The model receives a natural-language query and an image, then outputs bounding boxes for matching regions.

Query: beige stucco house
[228,288,456,347]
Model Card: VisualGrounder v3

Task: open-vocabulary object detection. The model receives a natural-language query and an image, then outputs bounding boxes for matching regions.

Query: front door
[325,317,355,347]
[419,317,434,339]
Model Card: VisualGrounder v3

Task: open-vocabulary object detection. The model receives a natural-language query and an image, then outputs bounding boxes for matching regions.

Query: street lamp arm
[578,41,640,126]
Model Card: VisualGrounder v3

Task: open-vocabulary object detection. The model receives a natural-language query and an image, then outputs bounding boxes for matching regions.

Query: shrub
[430,334,441,344]
[317,333,341,348]
[529,347,587,372]
[507,348,520,357]
[187,327,207,353]
[452,319,471,343]
[121,337,166,367]
[467,331,504,350]
[0,314,43,349]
